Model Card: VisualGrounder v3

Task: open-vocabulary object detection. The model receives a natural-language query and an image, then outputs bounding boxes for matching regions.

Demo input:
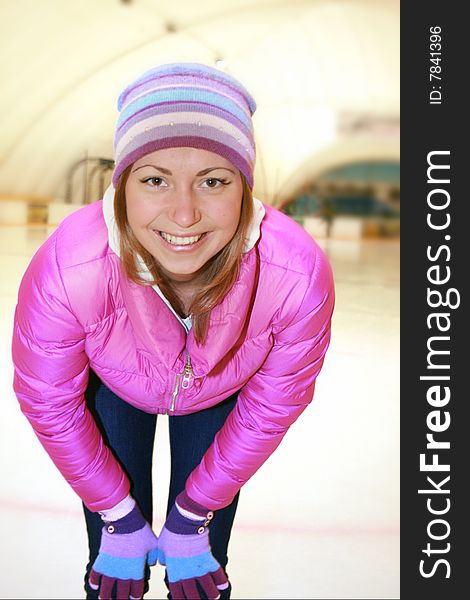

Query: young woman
[12,63,335,600]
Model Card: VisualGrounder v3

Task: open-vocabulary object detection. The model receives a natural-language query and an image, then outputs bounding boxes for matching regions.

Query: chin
[157,260,206,280]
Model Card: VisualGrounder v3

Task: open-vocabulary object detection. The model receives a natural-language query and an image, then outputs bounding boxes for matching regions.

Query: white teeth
[160,232,203,246]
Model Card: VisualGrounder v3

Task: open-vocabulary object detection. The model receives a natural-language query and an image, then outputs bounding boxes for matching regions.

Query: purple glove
[89,504,159,599]
[157,490,229,600]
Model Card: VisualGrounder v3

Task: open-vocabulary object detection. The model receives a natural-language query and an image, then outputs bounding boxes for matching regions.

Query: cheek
[215,197,242,235]
[125,205,140,236]
[126,195,153,229]
[228,209,242,235]
[125,186,138,227]
[227,202,243,235]
[125,180,156,229]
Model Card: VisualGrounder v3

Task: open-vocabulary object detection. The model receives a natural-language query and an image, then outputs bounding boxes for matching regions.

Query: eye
[141,176,167,188]
[202,177,229,188]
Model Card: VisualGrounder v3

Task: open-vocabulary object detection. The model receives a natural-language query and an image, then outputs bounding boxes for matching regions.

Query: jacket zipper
[169,352,194,412]
[181,353,194,389]
[169,373,181,413]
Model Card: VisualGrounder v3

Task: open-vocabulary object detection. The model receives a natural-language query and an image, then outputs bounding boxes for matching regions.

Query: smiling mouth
[159,231,206,246]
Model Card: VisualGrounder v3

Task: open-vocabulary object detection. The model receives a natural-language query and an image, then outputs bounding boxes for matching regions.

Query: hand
[89,505,159,599]
[157,491,229,599]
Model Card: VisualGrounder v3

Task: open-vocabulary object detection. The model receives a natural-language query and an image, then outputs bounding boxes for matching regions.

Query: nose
[168,189,202,228]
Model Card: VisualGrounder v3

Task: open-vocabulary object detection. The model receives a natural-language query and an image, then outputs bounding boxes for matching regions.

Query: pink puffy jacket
[12,197,334,511]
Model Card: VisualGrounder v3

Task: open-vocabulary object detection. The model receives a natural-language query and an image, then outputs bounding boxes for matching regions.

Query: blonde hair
[114,165,255,345]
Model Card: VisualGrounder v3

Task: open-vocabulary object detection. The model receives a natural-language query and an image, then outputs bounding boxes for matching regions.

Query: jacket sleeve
[11,232,130,511]
[186,246,335,509]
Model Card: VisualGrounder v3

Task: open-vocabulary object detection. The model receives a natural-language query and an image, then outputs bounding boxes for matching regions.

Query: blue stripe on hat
[117,89,252,131]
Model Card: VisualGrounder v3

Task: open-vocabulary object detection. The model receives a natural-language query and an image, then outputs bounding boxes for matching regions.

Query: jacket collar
[102,184,265,375]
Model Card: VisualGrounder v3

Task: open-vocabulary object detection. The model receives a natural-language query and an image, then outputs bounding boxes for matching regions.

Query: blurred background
[0,0,399,598]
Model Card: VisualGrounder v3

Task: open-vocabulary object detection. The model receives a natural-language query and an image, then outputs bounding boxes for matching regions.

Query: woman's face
[125,147,243,283]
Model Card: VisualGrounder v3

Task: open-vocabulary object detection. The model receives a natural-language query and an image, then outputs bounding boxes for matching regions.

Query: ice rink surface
[0,223,399,599]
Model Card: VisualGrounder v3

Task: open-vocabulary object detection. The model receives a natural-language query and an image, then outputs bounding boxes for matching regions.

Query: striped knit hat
[112,63,257,188]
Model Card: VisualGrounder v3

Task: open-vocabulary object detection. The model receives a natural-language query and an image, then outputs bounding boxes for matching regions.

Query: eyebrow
[132,165,236,176]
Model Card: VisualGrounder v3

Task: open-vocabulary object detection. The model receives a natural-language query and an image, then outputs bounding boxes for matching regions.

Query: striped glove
[89,502,159,599]
[157,491,229,599]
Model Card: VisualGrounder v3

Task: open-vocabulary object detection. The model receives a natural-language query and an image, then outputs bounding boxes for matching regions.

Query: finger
[88,569,101,591]
[169,580,185,600]
[116,578,131,599]
[129,578,145,600]
[147,546,158,567]
[196,574,219,599]
[182,578,200,599]
[99,575,115,599]
[216,580,230,591]
[211,566,229,590]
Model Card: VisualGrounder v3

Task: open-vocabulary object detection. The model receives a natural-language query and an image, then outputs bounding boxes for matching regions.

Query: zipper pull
[169,373,181,412]
[181,353,194,390]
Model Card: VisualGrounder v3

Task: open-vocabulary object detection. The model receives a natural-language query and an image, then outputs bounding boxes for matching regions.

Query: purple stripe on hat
[116,121,254,170]
[118,63,256,114]
[115,101,253,144]
[116,123,254,167]
[117,90,251,133]
[125,72,252,110]
[112,137,253,188]
[123,75,251,115]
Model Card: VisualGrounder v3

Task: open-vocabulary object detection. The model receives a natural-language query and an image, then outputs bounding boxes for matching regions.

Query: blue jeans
[83,370,239,599]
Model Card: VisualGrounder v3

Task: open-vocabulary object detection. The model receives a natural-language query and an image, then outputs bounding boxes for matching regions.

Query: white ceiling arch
[0,0,399,202]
